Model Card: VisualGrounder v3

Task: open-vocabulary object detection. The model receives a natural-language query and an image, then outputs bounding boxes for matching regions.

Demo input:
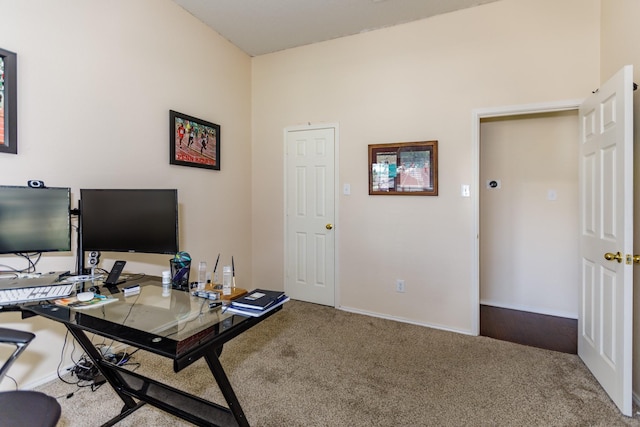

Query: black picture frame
[170,110,220,170]
[0,47,17,155]
[368,141,438,196]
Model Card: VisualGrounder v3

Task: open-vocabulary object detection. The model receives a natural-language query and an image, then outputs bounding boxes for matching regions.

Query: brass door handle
[326,224,333,230]
[604,252,623,263]
[633,255,640,264]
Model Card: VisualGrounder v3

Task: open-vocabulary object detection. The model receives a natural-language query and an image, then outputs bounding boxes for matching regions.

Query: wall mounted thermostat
[486,179,501,189]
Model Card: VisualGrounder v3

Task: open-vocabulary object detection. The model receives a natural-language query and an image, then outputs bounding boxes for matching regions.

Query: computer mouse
[76,291,94,302]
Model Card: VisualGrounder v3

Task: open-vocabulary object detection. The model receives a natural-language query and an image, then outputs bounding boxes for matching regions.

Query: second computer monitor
[80,189,179,255]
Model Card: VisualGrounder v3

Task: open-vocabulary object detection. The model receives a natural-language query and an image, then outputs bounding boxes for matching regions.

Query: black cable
[15,252,41,273]
[4,374,18,390]
[0,251,41,275]
[59,323,132,390]
[54,391,75,400]
[75,379,97,389]
[57,333,99,388]
[90,381,104,392]
[52,292,150,392]
[164,297,210,338]
[0,268,20,278]
[123,272,146,282]
[95,339,117,356]
[120,361,140,371]
[117,293,140,327]
[56,331,80,385]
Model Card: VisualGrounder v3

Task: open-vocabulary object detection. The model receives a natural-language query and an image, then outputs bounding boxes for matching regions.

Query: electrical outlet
[396,279,405,293]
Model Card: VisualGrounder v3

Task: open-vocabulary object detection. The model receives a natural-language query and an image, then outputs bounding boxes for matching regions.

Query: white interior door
[578,65,633,416]
[285,126,336,306]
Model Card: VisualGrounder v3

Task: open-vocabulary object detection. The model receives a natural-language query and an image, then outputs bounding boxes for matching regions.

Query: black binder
[231,289,285,310]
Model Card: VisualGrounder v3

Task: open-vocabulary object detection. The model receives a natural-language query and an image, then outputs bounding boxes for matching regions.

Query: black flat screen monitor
[80,189,179,255]
[0,186,71,254]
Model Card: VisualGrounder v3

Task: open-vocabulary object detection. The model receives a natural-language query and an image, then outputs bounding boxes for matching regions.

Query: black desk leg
[204,348,250,427]
[65,324,144,422]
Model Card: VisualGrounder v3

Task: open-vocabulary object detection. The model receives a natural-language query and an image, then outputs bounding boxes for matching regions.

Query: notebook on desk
[230,289,286,310]
[0,271,71,290]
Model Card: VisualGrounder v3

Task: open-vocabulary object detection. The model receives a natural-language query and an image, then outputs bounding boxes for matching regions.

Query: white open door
[578,65,633,416]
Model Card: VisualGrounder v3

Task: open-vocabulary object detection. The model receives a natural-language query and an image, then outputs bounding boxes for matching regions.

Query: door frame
[283,122,340,307]
[471,99,583,335]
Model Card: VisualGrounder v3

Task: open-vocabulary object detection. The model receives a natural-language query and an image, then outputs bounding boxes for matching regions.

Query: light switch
[547,189,557,201]
[343,184,351,195]
[461,185,470,197]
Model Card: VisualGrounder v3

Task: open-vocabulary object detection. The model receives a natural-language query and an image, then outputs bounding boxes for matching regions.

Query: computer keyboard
[0,283,75,306]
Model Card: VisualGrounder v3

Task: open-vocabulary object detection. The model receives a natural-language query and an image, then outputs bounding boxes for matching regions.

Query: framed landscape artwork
[170,110,220,170]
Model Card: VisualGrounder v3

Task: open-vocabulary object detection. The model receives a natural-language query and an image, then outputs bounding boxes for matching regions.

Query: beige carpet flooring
[36,300,640,426]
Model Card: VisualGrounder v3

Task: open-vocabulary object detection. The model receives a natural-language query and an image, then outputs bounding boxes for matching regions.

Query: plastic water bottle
[162,270,171,296]
[198,261,207,291]
[222,265,232,296]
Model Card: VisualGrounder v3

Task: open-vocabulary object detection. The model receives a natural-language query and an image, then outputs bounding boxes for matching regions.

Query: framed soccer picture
[368,141,438,196]
[170,110,220,170]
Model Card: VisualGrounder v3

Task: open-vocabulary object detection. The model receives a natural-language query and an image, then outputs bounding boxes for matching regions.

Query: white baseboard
[22,362,76,391]
[338,305,474,336]
[480,299,578,320]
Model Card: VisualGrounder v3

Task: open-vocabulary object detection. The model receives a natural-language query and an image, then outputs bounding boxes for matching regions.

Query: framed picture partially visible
[170,110,220,170]
[368,141,438,196]
[0,47,17,155]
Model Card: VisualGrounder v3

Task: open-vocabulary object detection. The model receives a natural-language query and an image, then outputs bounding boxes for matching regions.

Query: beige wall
[480,111,579,318]
[2,0,631,396]
[252,0,600,332]
[0,0,252,390]
[600,0,640,405]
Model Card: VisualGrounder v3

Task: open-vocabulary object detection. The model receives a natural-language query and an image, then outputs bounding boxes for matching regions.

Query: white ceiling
[172,0,500,57]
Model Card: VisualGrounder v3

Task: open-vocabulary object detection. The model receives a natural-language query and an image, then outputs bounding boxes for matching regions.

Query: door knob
[604,252,623,263]
[326,224,333,230]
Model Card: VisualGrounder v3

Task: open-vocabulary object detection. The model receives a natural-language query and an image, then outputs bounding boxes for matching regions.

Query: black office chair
[0,327,61,427]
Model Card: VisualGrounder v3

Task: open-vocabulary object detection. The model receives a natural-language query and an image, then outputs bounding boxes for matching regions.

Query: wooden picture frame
[0,48,17,155]
[170,110,220,170]
[368,141,438,196]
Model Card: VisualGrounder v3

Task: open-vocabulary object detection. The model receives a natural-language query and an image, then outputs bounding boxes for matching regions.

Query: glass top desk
[24,276,283,427]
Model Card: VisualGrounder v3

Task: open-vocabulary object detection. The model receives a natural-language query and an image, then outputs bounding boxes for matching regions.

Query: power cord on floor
[69,355,99,382]
[56,331,140,395]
